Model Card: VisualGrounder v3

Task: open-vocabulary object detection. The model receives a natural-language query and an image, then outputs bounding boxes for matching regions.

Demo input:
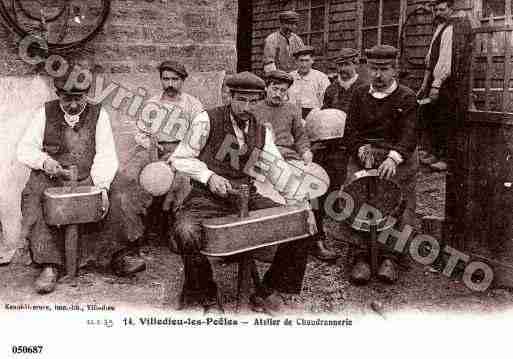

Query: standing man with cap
[124,60,202,242]
[417,0,472,171]
[323,48,368,113]
[168,72,310,315]
[263,10,305,74]
[288,45,331,120]
[17,61,146,294]
[306,48,369,263]
[344,45,418,285]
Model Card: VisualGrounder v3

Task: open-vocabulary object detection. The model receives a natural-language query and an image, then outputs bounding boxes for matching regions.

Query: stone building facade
[0,0,238,247]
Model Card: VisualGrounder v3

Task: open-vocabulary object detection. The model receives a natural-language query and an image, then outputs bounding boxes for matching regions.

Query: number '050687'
[11,345,43,354]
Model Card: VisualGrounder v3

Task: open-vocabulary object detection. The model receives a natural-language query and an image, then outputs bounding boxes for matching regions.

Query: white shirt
[134,91,204,147]
[288,69,331,109]
[17,105,119,189]
[369,80,398,99]
[170,111,279,185]
[426,22,453,89]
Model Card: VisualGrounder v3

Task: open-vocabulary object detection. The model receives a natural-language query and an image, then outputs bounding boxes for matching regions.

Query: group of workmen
[16,0,468,315]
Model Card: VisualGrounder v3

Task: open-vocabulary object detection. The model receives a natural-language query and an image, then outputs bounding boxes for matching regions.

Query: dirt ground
[1,166,513,316]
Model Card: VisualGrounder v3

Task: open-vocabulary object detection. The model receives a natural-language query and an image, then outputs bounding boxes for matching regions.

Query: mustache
[165,86,178,93]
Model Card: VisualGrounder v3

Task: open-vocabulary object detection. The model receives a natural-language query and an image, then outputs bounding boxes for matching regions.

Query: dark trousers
[311,141,350,238]
[344,147,418,264]
[419,89,455,160]
[20,171,143,268]
[172,186,309,303]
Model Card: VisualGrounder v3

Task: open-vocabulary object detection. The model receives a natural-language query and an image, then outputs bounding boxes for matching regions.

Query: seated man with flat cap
[344,45,418,285]
[168,72,309,315]
[252,70,312,166]
[124,60,202,241]
[263,10,305,74]
[252,70,337,261]
[288,45,331,120]
[17,62,146,294]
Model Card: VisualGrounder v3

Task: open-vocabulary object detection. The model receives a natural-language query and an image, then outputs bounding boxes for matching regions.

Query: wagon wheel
[0,0,110,53]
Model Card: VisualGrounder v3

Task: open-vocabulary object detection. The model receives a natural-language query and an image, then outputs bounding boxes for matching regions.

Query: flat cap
[53,62,92,93]
[334,48,360,63]
[365,45,399,64]
[279,10,299,23]
[225,71,265,92]
[265,70,294,86]
[293,45,315,58]
[158,60,188,79]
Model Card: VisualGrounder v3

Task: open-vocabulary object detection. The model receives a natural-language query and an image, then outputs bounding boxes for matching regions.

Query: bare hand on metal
[378,157,397,180]
[358,144,374,168]
[43,158,63,176]
[208,174,233,197]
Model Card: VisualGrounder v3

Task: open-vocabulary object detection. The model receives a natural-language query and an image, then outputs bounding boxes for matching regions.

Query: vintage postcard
[1,0,512,357]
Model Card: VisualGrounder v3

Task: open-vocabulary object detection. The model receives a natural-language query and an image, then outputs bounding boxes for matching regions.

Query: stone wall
[0,0,238,247]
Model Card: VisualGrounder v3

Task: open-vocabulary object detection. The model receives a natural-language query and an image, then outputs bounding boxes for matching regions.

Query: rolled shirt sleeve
[17,107,51,170]
[169,111,214,184]
[91,108,119,190]
[432,25,453,89]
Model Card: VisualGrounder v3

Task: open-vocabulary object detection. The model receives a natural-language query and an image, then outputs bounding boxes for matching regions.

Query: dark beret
[225,71,265,92]
[279,10,299,23]
[293,45,315,58]
[265,70,294,87]
[334,48,360,64]
[365,45,399,64]
[158,60,188,79]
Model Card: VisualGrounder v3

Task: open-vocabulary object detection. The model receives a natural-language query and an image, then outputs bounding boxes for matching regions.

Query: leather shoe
[34,266,59,294]
[250,291,284,316]
[430,160,447,171]
[350,260,371,285]
[311,239,339,262]
[202,291,225,315]
[377,258,399,284]
[112,253,146,276]
[203,301,225,315]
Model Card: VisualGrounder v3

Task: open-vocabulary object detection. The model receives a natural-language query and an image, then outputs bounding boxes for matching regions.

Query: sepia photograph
[0,0,512,357]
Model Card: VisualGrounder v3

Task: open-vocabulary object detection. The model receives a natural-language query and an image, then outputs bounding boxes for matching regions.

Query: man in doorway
[263,10,305,74]
[417,0,473,171]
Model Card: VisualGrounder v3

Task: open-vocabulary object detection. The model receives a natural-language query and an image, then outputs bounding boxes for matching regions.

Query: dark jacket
[322,76,369,114]
[345,83,418,161]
